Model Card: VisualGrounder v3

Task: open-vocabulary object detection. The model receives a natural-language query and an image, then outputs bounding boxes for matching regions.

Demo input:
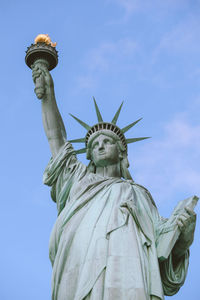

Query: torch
[25,34,58,99]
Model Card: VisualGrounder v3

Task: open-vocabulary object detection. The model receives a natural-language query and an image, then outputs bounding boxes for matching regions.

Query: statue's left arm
[157,206,196,296]
[138,187,196,296]
[172,207,196,261]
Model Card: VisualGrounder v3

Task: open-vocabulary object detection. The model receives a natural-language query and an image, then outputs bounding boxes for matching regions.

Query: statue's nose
[98,141,105,150]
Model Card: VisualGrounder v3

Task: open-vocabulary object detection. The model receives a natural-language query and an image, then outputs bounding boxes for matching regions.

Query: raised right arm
[32,62,66,158]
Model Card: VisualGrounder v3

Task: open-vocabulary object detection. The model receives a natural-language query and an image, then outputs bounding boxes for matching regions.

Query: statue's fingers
[32,64,37,70]
[185,207,196,217]
[32,74,39,83]
[40,69,50,82]
[33,64,51,85]
[38,63,48,73]
[32,71,40,79]
[31,63,35,70]
[42,67,51,79]
[32,70,42,82]
[32,63,40,72]
[41,68,48,77]
[42,69,53,85]
[32,68,41,75]
[180,212,188,218]
[177,216,188,227]
[177,219,184,229]
[178,214,188,222]
[183,209,196,223]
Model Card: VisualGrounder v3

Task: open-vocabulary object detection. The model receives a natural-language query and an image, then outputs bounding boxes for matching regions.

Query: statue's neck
[95,163,121,178]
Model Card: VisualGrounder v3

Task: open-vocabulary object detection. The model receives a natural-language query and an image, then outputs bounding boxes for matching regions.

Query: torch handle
[33,59,49,100]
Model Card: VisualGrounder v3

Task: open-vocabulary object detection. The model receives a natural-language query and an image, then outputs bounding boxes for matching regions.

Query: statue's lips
[98,151,106,155]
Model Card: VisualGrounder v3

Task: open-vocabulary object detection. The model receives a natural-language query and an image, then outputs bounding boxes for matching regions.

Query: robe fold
[43,142,189,300]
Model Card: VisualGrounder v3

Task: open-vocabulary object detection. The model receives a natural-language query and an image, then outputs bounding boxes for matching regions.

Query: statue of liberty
[30,41,197,300]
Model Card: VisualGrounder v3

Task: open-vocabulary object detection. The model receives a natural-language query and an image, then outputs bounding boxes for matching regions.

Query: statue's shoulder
[132,182,157,208]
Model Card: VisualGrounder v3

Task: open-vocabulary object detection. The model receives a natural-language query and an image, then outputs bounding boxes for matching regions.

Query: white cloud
[77,5,200,90]
[77,75,97,90]
[108,0,190,22]
[132,12,200,87]
[77,38,138,89]
[86,38,138,72]
[130,113,200,203]
[153,15,200,61]
[114,0,139,17]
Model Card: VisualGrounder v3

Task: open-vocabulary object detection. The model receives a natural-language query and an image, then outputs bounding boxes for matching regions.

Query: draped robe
[43,142,189,300]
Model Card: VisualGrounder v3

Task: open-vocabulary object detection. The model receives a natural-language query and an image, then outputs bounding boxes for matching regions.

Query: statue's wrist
[44,86,55,100]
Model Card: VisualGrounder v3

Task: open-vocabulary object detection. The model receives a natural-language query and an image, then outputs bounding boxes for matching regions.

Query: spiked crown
[69,98,150,155]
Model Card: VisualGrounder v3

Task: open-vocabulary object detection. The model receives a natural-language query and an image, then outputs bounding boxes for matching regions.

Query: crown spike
[75,148,87,154]
[69,114,91,131]
[122,118,143,133]
[69,138,86,143]
[93,97,103,122]
[111,101,124,124]
[126,137,151,144]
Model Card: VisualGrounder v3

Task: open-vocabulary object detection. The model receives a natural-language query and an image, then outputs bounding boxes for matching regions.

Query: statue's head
[69,98,150,179]
[86,131,132,179]
[87,132,124,166]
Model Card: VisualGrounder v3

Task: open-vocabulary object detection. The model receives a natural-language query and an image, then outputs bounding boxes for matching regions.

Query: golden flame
[34,34,57,47]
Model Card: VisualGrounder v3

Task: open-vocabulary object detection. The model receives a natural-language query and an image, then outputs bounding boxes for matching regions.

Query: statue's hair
[86,132,133,180]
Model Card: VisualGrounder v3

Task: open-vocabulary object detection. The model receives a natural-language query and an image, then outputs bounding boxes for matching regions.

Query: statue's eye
[104,139,112,144]
[92,142,98,149]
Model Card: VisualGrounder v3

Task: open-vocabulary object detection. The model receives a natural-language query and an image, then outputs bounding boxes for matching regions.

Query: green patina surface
[27,43,198,299]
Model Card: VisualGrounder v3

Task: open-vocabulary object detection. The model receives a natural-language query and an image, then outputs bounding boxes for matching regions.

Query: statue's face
[91,134,120,167]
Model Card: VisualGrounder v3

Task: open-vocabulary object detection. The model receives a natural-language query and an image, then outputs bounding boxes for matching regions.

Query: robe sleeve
[138,186,190,296]
[159,250,189,296]
[151,198,190,296]
[43,142,87,214]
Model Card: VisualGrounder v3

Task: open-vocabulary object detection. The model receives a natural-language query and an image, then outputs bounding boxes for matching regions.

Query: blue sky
[0,0,200,299]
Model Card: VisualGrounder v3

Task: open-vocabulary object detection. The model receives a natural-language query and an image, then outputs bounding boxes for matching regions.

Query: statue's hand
[32,62,54,99]
[175,207,196,255]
